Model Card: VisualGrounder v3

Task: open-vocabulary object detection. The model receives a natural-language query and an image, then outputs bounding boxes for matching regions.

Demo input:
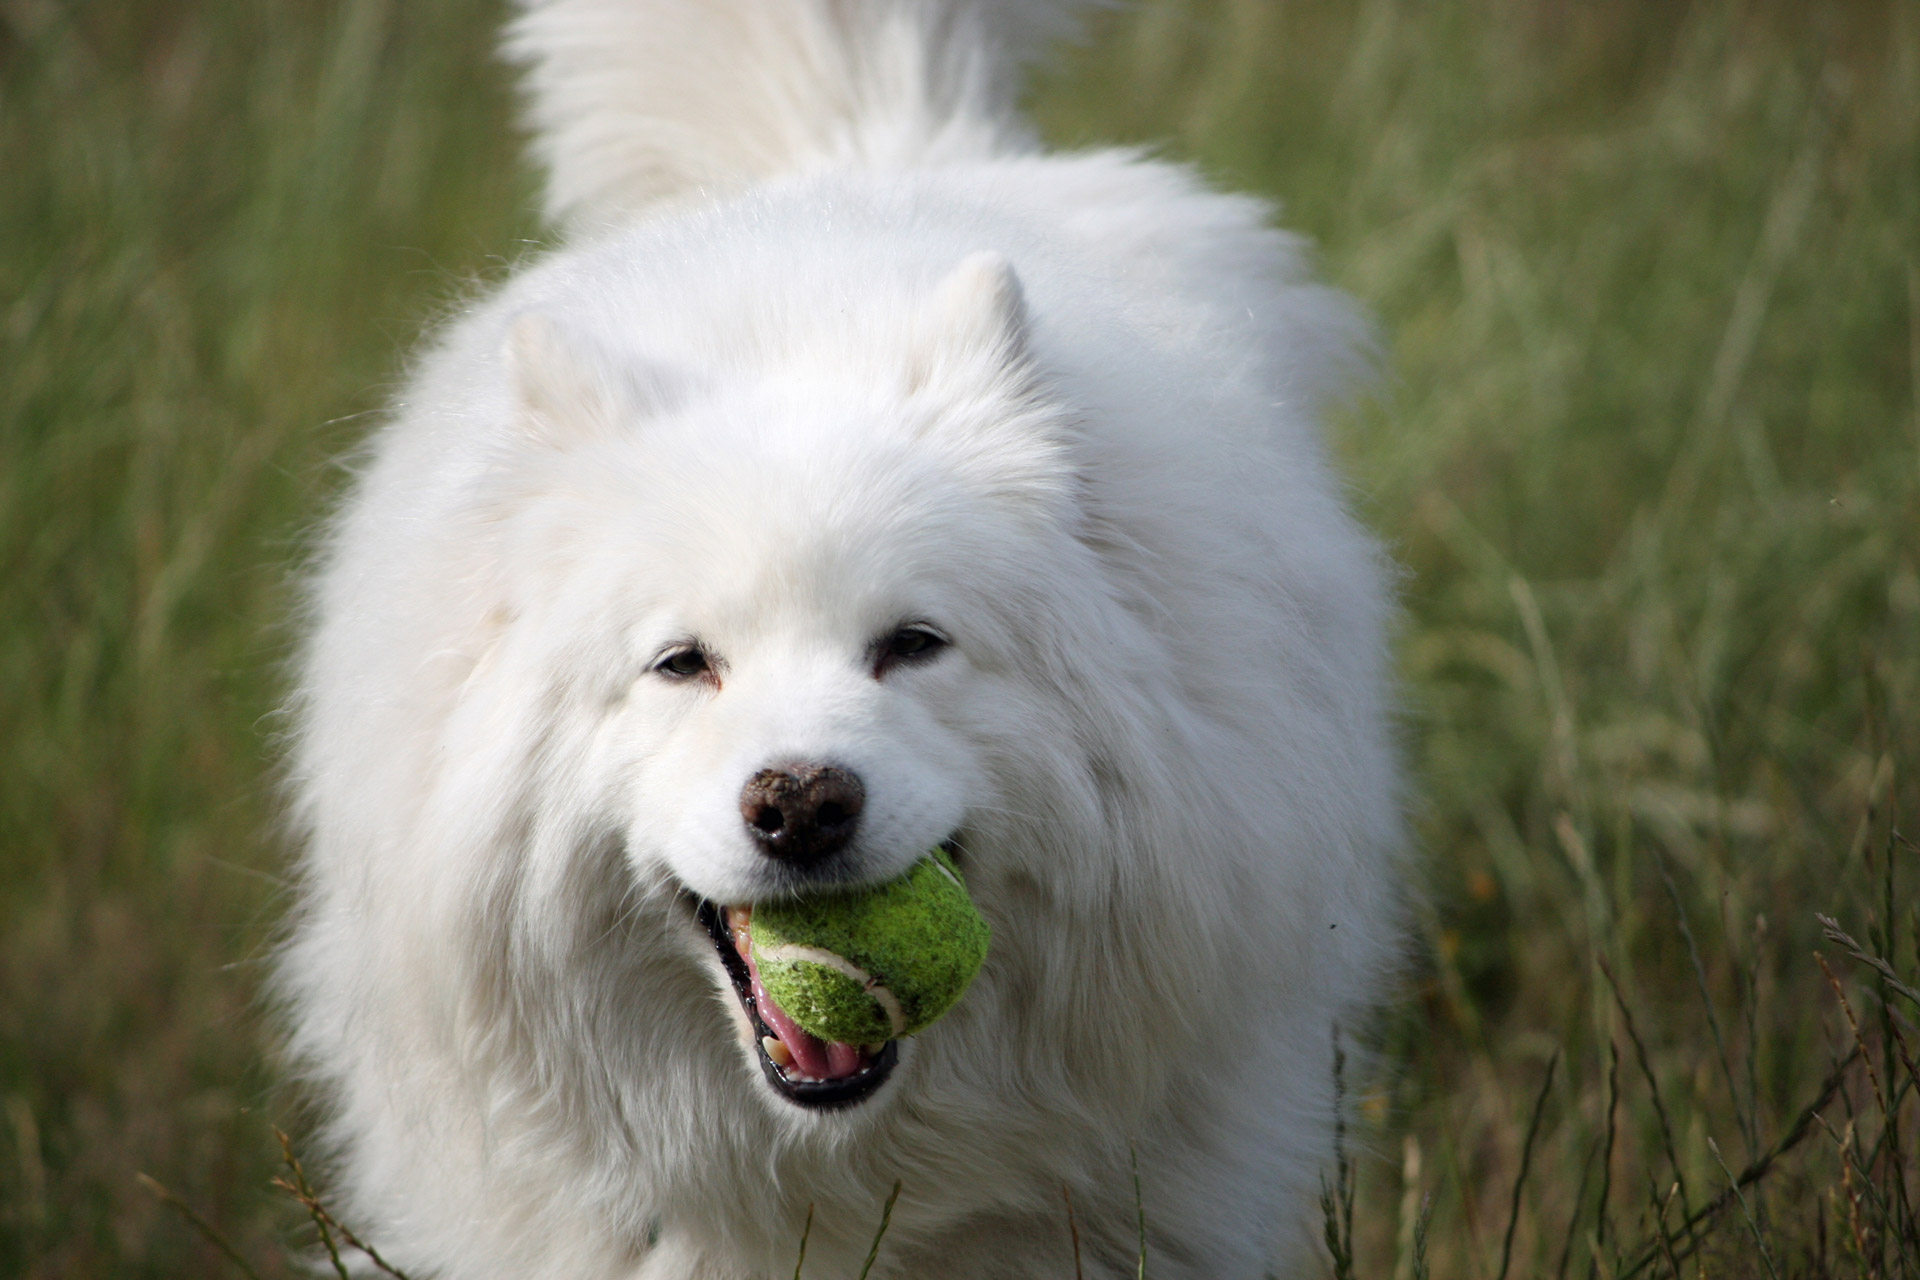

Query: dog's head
[476,250,1107,1111]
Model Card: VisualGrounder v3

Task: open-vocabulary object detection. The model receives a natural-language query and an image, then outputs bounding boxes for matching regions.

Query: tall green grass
[1041,1,1920,1273]
[1,2,530,1272]
[2,0,1916,1275]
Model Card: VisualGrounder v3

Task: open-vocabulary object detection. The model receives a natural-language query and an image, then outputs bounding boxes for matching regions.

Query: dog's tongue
[750,965,865,1080]
[727,908,866,1082]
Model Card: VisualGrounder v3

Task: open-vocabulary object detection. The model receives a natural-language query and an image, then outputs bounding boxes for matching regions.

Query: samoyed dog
[278,1,1400,1276]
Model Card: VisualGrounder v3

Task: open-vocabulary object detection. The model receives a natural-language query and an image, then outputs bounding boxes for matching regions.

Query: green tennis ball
[752,849,990,1045]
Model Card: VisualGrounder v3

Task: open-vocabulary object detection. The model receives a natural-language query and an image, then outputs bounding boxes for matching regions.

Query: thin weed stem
[1321,1036,1358,1280]
[1657,852,1753,1156]
[1590,1039,1620,1280]
[789,1204,812,1280]
[1742,914,1766,1176]
[1705,1136,1780,1280]
[135,1173,267,1280]
[1412,1193,1434,1280]
[1335,1037,1356,1267]
[274,1129,349,1280]
[1615,1047,1859,1278]
[273,1128,413,1280]
[1820,914,1920,1013]
[1821,901,1920,1250]
[1817,1109,1920,1275]
[1818,952,1891,1119]
[1600,959,1693,1218]
[1497,1050,1558,1280]
[1062,1184,1084,1280]
[1131,1144,1149,1280]
[855,1183,902,1280]
[1646,1176,1683,1280]
[1556,1133,1600,1280]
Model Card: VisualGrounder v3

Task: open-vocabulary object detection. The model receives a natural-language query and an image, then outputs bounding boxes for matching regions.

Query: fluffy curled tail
[506,0,1096,229]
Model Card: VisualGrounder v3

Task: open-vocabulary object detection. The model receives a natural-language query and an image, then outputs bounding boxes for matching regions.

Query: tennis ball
[751,849,990,1045]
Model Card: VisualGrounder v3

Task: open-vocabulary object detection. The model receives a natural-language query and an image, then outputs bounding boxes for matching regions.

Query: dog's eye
[878,626,947,672]
[655,646,711,679]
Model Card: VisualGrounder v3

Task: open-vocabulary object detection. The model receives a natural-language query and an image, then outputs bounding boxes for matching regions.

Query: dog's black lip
[695,898,898,1110]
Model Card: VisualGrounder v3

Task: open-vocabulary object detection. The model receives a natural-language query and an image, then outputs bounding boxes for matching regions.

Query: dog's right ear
[908,251,1034,395]
[508,312,673,445]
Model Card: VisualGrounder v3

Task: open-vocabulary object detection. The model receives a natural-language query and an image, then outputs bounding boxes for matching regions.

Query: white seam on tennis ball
[755,943,909,1038]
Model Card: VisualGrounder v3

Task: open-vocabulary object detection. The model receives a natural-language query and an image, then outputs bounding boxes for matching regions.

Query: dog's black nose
[740,764,864,865]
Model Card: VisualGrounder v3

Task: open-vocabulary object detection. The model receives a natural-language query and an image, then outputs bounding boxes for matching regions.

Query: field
[3,0,1917,1275]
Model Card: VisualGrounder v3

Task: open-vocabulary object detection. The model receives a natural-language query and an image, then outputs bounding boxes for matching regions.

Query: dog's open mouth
[696,899,899,1108]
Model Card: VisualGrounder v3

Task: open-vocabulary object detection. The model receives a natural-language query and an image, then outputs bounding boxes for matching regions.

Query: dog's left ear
[508,311,677,445]
[910,251,1035,394]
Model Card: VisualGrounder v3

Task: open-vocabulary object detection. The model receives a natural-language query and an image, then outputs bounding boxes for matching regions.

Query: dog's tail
[505,0,1096,229]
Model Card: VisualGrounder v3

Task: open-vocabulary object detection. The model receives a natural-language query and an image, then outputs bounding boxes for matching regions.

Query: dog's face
[493,253,1087,1110]
[599,420,987,907]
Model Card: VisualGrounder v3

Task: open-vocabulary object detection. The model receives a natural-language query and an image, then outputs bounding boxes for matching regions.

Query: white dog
[277,2,1400,1276]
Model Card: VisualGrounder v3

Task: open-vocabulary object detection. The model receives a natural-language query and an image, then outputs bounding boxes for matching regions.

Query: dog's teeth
[863,1043,885,1056]
[762,1035,793,1067]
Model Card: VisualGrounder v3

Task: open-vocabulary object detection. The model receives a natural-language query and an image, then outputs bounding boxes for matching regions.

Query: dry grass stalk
[272,1128,413,1280]
[133,1173,265,1280]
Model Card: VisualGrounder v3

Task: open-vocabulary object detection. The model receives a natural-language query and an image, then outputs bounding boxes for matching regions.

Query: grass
[2,0,1916,1274]
[1038,1,1920,1273]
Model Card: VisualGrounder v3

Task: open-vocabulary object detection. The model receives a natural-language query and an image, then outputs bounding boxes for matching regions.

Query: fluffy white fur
[278,2,1400,1276]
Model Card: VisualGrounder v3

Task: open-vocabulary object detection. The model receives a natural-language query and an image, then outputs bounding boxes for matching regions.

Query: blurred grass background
[2,0,1916,1275]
